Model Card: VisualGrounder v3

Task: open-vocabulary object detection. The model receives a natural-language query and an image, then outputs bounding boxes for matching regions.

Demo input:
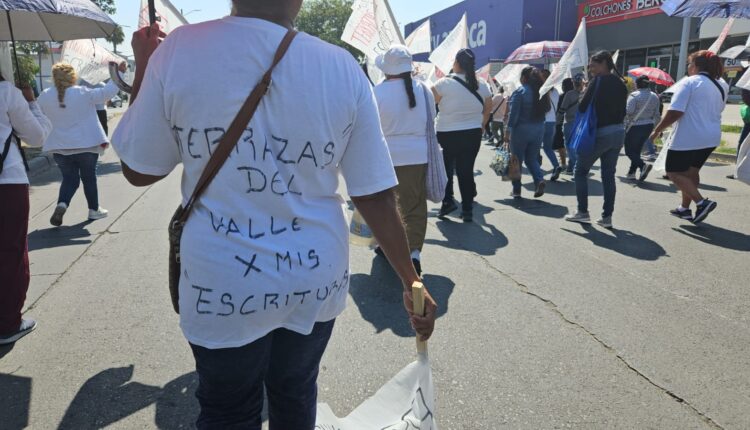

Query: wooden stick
[412,282,427,355]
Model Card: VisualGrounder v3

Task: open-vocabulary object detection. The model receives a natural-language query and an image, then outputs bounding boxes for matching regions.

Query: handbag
[421,82,448,203]
[168,30,298,314]
[490,147,510,177]
[653,129,673,174]
[507,154,522,181]
[569,78,601,157]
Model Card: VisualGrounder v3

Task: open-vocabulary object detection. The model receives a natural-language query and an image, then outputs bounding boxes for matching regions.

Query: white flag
[138,0,188,34]
[494,64,525,94]
[429,13,468,75]
[341,0,403,59]
[708,18,735,54]
[540,18,589,97]
[61,40,126,85]
[406,20,431,54]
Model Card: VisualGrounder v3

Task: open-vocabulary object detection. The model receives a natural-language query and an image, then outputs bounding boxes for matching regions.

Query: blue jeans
[643,138,657,157]
[624,124,653,174]
[542,121,560,169]
[563,121,577,172]
[574,124,625,218]
[189,319,335,430]
[53,153,100,210]
[510,123,545,194]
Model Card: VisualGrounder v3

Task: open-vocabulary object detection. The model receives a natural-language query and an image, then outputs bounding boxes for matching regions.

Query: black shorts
[666,147,714,172]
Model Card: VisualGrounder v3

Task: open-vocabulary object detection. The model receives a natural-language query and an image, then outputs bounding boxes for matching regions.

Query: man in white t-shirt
[113,2,437,428]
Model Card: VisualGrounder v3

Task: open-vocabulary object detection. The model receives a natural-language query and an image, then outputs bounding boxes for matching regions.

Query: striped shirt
[625,89,662,127]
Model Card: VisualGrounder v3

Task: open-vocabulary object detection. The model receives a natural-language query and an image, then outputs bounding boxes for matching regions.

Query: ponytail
[465,67,479,92]
[690,50,724,79]
[455,48,479,91]
[591,50,626,82]
[398,72,417,109]
[52,63,77,109]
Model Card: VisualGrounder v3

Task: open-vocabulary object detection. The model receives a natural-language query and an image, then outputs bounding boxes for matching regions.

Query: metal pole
[149,0,157,26]
[382,0,405,44]
[5,11,22,84]
[676,17,691,79]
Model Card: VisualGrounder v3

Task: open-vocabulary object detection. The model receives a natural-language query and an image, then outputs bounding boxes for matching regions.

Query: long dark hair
[521,66,550,121]
[397,72,417,109]
[455,49,478,91]
[590,50,625,81]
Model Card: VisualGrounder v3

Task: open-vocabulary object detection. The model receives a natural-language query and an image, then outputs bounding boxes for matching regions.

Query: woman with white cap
[373,45,435,275]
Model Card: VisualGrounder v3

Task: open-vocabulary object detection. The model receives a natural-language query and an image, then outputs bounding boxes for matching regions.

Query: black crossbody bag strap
[700,72,726,101]
[0,133,14,175]
[451,76,484,106]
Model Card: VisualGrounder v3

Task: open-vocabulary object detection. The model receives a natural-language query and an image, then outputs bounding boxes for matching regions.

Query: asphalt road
[1,121,749,429]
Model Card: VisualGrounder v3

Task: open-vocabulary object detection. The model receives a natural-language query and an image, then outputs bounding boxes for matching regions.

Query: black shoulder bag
[699,72,726,102]
[451,75,484,106]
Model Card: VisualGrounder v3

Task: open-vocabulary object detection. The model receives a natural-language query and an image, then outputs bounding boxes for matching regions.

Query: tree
[90,0,116,15]
[295,0,361,59]
[106,25,125,54]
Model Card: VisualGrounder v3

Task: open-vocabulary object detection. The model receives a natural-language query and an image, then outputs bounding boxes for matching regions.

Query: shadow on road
[29,161,123,187]
[426,203,508,256]
[28,221,94,252]
[561,225,668,261]
[350,257,454,338]
[495,198,568,219]
[673,224,750,252]
[525,178,603,197]
[57,365,199,430]
[0,372,31,429]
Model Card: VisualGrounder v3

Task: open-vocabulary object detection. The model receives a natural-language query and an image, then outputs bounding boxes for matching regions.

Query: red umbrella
[505,41,571,64]
[628,67,675,86]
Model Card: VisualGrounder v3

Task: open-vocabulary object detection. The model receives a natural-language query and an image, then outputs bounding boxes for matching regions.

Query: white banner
[138,0,188,34]
[540,18,588,97]
[316,357,437,429]
[708,18,735,54]
[61,40,126,85]
[428,13,468,75]
[406,20,431,54]
[341,0,403,59]
[494,63,525,94]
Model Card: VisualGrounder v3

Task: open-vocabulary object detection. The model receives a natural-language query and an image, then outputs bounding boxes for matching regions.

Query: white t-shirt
[545,88,560,123]
[0,82,52,185]
[669,74,728,151]
[434,74,491,132]
[112,17,397,349]
[374,79,435,166]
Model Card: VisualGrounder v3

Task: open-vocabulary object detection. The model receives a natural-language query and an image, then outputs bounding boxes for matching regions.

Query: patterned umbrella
[504,41,571,64]
[628,67,676,87]
[662,0,750,19]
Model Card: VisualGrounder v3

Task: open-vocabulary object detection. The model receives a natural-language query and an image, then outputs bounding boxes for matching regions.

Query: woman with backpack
[565,51,628,229]
[505,66,550,199]
[432,48,493,223]
[649,50,728,224]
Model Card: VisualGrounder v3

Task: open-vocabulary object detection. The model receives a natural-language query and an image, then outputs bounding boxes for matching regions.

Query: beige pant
[394,164,428,252]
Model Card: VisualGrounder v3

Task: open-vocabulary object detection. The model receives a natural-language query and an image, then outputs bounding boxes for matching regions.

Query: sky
[108,0,462,56]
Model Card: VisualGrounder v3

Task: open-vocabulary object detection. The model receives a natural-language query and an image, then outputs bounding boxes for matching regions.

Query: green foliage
[295,0,361,59]
[15,43,48,55]
[721,124,743,134]
[16,55,40,87]
[90,0,116,15]
[106,25,126,51]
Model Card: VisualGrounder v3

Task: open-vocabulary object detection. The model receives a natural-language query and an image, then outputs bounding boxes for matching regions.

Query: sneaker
[438,200,458,218]
[0,318,37,345]
[565,211,591,224]
[692,200,717,224]
[510,190,521,198]
[638,164,653,183]
[50,203,67,227]
[412,258,422,276]
[626,173,637,181]
[596,216,613,229]
[88,207,109,220]
[669,208,693,220]
[534,181,546,198]
[461,211,473,223]
[550,166,563,182]
[564,168,574,176]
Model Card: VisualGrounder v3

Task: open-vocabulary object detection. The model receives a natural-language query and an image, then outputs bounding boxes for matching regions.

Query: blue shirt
[507,84,544,132]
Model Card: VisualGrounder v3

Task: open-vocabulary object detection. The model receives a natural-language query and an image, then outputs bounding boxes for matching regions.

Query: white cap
[375,45,413,76]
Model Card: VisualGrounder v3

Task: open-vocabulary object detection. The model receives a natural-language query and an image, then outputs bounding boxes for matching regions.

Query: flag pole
[149,0,157,26]
[382,0,405,44]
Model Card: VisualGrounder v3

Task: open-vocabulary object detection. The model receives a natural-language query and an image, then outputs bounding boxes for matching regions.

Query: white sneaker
[0,318,37,345]
[596,216,613,229]
[88,207,109,220]
[50,202,67,227]
[565,211,591,224]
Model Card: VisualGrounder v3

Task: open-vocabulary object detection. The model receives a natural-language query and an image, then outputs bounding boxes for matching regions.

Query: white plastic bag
[653,130,673,174]
[737,134,750,185]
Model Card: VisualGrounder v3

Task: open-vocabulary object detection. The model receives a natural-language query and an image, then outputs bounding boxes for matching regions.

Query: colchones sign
[578,0,664,27]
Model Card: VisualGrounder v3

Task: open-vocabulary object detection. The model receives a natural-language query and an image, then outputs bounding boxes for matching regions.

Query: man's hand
[403,287,437,341]
[20,86,35,102]
[118,61,128,73]
[132,23,166,68]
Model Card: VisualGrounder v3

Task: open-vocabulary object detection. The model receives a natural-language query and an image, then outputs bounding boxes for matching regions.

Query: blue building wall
[405,0,578,68]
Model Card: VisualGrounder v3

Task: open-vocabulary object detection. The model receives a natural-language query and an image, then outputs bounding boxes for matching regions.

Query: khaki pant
[394,164,428,252]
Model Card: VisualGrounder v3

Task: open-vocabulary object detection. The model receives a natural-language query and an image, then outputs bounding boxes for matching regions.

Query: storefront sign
[578,0,665,27]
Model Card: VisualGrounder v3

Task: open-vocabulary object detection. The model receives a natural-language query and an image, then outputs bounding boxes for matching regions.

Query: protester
[505,66,550,198]
[559,74,584,175]
[488,87,508,147]
[565,51,628,229]
[554,78,575,172]
[374,45,434,275]
[112,2,437,428]
[624,76,661,182]
[728,89,750,179]
[38,63,123,226]
[649,50,728,224]
[0,75,52,345]
[432,48,492,222]
[540,69,563,181]
[83,81,110,135]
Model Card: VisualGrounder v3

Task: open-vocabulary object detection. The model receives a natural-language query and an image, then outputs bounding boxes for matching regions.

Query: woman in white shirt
[649,51,728,224]
[38,62,123,226]
[0,76,52,345]
[432,48,493,223]
[373,45,435,276]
